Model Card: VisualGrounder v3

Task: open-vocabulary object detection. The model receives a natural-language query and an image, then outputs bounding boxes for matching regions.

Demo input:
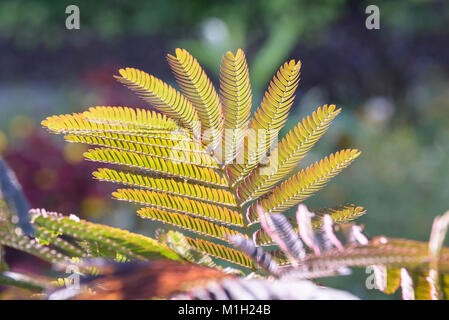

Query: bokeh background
[0,0,448,299]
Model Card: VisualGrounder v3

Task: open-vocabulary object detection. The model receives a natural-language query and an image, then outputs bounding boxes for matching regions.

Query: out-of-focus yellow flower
[34,168,58,190]
[9,116,35,139]
[81,196,107,219]
[64,143,88,164]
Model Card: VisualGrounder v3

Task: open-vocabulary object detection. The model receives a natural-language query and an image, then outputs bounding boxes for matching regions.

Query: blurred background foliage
[0,0,448,299]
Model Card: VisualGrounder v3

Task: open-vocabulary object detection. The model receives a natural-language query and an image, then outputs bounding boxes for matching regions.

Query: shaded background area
[0,0,448,299]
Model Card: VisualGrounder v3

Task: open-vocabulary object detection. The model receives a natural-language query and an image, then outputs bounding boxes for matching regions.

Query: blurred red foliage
[3,129,110,218]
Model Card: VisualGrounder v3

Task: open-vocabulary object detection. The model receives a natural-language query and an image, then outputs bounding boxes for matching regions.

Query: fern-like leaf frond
[248,149,361,222]
[186,237,253,270]
[219,49,252,163]
[67,134,216,168]
[299,237,433,271]
[30,209,182,261]
[167,48,223,146]
[83,148,228,187]
[238,105,341,203]
[114,68,201,138]
[113,188,244,227]
[228,60,301,185]
[93,168,237,207]
[370,211,449,300]
[311,205,367,228]
[0,228,73,265]
[253,205,366,246]
[34,225,89,258]
[83,106,179,130]
[138,207,244,243]
[42,106,179,134]
[38,49,366,280]
[230,236,279,275]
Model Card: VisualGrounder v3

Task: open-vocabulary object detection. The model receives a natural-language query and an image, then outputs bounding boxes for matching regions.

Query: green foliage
[2,47,447,300]
[42,48,361,272]
[30,209,182,262]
